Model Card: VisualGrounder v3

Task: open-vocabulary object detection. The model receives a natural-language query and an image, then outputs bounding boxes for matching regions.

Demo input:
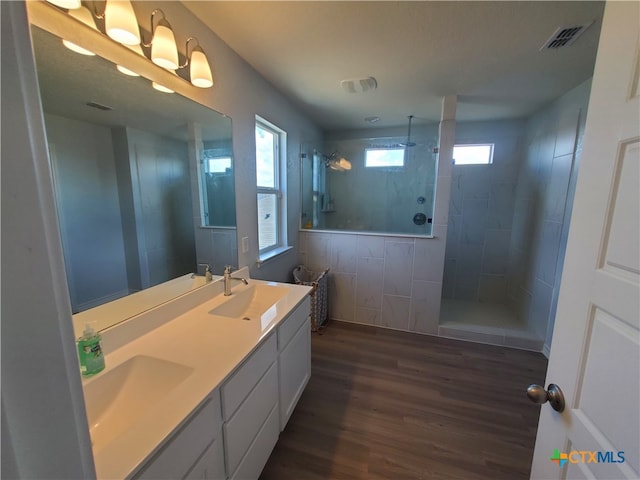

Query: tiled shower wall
[298,229,447,335]
[443,120,526,304]
[508,79,592,348]
[297,97,457,336]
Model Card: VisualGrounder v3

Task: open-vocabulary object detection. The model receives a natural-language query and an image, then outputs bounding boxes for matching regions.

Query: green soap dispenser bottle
[77,323,105,376]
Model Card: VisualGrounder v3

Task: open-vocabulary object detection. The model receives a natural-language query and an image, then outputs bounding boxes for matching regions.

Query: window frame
[452,143,495,166]
[255,117,286,257]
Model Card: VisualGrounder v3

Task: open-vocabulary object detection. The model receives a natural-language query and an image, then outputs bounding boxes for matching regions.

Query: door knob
[527,383,565,412]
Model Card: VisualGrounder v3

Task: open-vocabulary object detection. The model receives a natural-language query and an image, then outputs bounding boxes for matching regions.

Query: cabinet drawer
[222,334,277,420]
[224,362,278,475]
[277,296,310,350]
[229,403,280,480]
[134,393,222,480]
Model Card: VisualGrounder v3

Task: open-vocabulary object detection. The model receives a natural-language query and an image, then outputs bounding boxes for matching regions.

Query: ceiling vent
[341,76,377,93]
[540,22,593,50]
[85,101,113,111]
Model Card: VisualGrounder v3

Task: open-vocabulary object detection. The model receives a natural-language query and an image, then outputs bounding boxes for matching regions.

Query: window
[453,144,494,165]
[255,118,286,255]
[200,148,235,227]
[204,156,232,174]
[365,147,405,168]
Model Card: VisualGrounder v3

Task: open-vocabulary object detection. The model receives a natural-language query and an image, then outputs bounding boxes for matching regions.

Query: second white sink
[209,284,289,319]
[83,355,194,452]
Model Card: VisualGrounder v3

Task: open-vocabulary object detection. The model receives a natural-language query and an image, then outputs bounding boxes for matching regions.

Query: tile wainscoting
[298,228,447,336]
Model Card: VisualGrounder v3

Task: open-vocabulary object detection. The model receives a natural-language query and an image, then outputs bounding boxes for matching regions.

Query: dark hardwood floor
[261,321,548,480]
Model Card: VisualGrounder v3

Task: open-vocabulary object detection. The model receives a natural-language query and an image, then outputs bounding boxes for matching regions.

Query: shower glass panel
[300,123,439,235]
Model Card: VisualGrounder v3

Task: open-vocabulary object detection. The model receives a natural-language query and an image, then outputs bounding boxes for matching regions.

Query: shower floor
[438,299,544,352]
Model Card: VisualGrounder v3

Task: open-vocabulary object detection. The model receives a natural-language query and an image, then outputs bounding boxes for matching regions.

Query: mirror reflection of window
[205,156,232,173]
[200,145,236,228]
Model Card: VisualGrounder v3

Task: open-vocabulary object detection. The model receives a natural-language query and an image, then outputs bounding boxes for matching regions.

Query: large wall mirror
[29,16,237,332]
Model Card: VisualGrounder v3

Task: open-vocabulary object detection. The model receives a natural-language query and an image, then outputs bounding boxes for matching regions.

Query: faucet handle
[224,265,236,274]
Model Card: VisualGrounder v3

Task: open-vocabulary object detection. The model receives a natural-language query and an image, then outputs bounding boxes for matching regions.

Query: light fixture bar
[62,6,98,56]
[46,0,81,9]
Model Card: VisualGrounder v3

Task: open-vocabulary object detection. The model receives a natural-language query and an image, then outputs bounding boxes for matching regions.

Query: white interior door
[530,2,640,479]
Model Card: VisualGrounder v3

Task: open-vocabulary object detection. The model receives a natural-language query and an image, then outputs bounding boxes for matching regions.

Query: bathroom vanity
[81,269,312,479]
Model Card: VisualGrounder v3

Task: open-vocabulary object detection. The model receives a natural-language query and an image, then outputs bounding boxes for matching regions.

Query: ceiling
[183,1,605,131]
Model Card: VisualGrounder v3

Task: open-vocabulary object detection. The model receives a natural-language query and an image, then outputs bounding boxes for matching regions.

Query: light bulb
[105,0,141,46]
[189,47,213,88]
[151,20,178,70]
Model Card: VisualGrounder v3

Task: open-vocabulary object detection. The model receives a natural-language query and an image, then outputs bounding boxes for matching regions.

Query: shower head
[400,115,416,147]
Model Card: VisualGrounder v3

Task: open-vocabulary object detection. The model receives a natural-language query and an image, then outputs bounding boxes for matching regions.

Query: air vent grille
[541,22,593,50]
[85,101,113,111]
[341,76,377,94]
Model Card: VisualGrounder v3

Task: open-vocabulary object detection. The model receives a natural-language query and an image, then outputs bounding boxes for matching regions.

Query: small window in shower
[453,144,494,165]
[365,147,405,168]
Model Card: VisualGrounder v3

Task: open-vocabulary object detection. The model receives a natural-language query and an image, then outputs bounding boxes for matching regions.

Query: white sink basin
[209,284,289,319]
[83,355,194,452]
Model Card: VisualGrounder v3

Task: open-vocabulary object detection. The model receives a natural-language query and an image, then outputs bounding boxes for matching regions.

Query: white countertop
[82,272,311,479]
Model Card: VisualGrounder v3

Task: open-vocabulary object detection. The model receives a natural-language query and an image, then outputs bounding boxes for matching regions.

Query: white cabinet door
[183,436,225,480]
[224,362,278,475]
[134,395,223,480]
[278,317,311,430]
[229,405,280,480]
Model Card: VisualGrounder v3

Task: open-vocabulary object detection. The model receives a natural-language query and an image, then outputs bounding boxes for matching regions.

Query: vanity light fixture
[46,0,81,9]
[57,1,214,90]
[177,38,213,88]
[62,6,98,56]
[142,9,179,70]
[98,0,141,46]
[116,43,145,76]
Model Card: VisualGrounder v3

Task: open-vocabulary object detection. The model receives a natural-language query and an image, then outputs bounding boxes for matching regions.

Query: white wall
[1,3,95,477]
[123,128,196,287]
[45,113,131,311]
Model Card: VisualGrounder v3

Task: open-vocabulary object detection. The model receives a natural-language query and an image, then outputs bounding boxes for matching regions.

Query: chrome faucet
[224,265,248,296]
[197,263,213,282]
